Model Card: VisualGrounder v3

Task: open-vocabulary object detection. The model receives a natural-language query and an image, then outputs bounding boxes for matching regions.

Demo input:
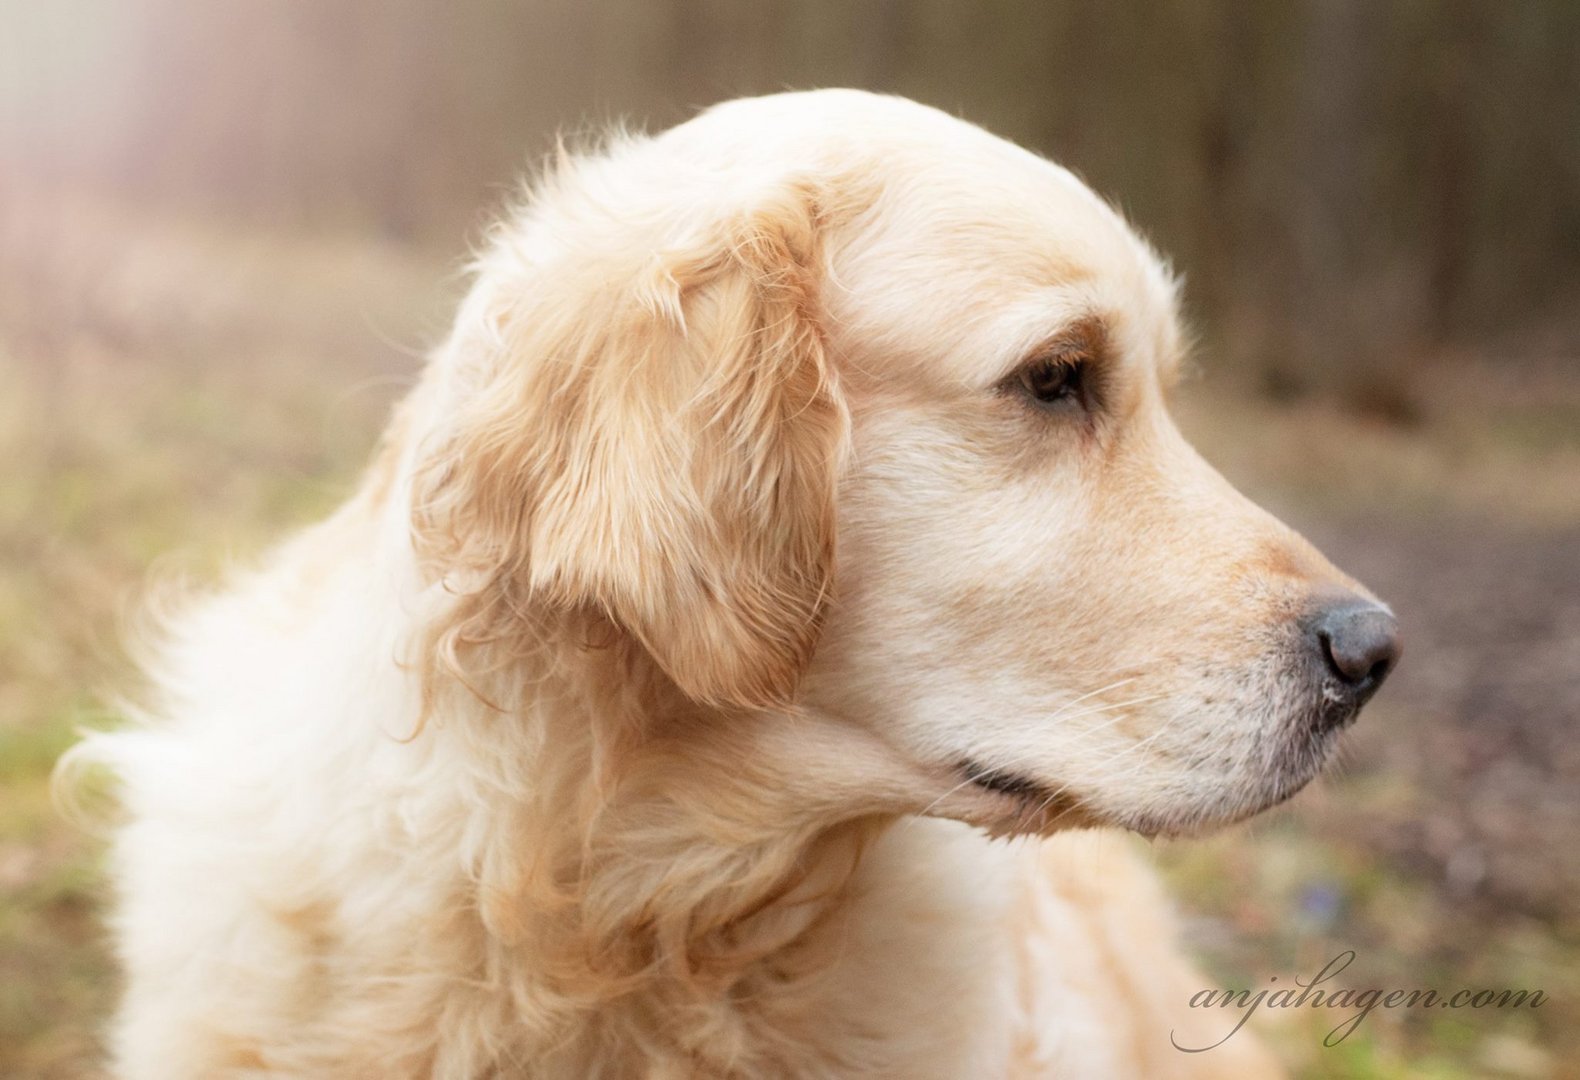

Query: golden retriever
[69,90,1399,1078]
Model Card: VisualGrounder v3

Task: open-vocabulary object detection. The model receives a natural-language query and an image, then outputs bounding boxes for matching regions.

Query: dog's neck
[348,440,953,1072]
[422,606,903,1071]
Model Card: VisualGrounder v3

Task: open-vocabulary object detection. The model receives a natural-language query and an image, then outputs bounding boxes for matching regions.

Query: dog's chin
[1103,727,1345,839]
[939,718,1347,840]
[1104,776,1317,840]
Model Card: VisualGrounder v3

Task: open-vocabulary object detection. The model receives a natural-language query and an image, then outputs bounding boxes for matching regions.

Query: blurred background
[2,2,1576,1077]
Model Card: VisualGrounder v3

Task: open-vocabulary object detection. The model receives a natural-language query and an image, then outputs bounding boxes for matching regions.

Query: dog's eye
[1016,355,1087,408]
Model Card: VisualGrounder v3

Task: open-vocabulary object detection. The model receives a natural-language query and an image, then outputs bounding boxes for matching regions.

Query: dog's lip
[941,758,1096,835]
[958,758,1049,800]
[1316,691,1365,732]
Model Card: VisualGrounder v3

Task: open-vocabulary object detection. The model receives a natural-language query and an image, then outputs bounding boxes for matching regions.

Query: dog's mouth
[959,759,1047,800]
[951,758,1097,836]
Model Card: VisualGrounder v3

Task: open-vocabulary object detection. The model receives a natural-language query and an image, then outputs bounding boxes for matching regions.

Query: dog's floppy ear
[412,169,846,710]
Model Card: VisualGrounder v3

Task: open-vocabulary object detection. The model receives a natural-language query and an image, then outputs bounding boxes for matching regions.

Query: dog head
[412,90,1398,838]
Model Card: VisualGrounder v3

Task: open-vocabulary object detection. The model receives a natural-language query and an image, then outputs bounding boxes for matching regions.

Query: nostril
[1316,605,1402,690]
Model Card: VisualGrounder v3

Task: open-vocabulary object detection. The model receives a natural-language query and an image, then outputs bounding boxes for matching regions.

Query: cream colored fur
[63,90,1387,1077]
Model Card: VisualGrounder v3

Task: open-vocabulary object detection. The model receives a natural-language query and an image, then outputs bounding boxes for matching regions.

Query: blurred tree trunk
[13,0,1578,403]
[1273,1,1377,404]
[1427,3,1474,340]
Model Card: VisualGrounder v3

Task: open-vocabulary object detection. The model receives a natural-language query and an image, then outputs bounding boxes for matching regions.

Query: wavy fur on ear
[412,147,849,711]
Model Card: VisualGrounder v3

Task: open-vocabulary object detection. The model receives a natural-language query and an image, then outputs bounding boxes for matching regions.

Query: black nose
[1314,602,1400,694]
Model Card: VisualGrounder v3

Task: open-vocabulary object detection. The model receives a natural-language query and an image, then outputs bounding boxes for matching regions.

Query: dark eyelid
[999,314,1109,384]
[1027,343,1090,369]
